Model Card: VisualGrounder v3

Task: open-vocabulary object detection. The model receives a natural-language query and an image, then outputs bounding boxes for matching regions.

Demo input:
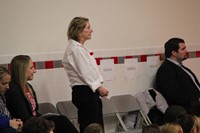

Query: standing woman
[5,55,78,133]
[62,17,109,133]
[0,66,23,133]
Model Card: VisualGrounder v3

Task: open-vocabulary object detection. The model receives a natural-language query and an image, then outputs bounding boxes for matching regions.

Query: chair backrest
[56,101,78,119]
[56,101,79,131]
[111,94,140,113]
[38,102,58,115]
[102,97,117,115]
[101,97,127,132]
[111,94,151,127]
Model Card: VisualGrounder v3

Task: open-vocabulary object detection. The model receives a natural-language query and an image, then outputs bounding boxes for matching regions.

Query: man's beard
[182,55,188,61]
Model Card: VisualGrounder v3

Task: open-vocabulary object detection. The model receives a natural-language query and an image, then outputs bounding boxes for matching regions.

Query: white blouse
[62,39,103,92]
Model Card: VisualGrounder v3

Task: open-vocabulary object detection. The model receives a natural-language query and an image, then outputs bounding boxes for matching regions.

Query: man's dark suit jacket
[156,59,200,111]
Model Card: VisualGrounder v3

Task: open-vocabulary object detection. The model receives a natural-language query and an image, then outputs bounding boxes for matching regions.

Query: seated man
[155,38,200,112]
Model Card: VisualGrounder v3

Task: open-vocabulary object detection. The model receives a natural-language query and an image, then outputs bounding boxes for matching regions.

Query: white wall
[0,0,200,118]
[0,0,200,102]
[1,45,200,107]
[0,0,200,55]
[0,2,200,131]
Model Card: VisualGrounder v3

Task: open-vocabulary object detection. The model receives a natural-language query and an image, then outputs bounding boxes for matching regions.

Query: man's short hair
[164,38,185,58]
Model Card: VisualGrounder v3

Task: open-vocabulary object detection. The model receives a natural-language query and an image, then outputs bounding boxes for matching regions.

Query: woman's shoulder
[6,82,22,96]
[9,82,19,87]
[8,82,19,90]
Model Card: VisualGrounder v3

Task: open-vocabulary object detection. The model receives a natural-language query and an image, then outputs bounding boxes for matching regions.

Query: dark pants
[0,127,16,133]
[72,85,103,133]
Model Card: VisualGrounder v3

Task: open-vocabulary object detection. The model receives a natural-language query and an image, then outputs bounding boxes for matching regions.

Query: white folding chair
[38,102,58,115]
[101,97,125,133]
[110,94,151,132]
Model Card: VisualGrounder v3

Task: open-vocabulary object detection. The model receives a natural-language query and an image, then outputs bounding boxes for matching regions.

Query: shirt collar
[167,58,181,67]
[69,39,92,52]
[69,39,83,47]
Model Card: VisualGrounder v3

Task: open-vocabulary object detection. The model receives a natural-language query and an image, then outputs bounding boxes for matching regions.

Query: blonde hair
[0,66,9,80]
[161,123,183,133]
[67,17,89,42]
[10,55,31,89]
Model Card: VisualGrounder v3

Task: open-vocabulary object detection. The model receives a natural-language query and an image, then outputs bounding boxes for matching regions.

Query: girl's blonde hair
[10,55,31,89]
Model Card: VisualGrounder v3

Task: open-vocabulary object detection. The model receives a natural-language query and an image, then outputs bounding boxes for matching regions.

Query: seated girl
[5,55,78,133]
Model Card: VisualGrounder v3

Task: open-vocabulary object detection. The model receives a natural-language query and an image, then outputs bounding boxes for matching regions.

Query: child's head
[21,117,55,133]
[142,124,160,133]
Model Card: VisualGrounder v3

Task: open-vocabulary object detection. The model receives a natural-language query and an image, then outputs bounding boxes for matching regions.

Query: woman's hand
[97,86,109,97]
[10,119,23,131]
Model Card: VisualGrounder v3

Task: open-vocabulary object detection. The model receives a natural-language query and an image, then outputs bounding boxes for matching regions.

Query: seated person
[21,117,55,133]
[5,55,78,133]
[0,66,23,133]
[155,38,200,112]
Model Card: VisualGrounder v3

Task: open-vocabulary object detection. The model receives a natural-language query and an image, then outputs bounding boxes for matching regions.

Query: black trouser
[72,85,103,133]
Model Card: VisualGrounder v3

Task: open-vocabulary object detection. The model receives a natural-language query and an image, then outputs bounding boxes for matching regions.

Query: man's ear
[172,50,177,56]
